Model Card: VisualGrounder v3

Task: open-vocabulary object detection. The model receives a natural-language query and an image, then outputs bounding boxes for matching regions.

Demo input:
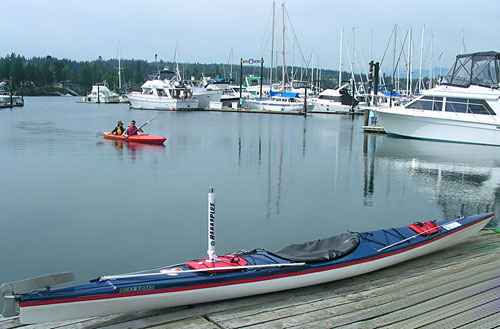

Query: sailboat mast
[392,25,397,90]
[281,2,285,91]
[419,25,425,92]
[270,2,275,89]
[429,34,434,89]
[351,27,355,91]
[174,42,181,80]
[339,27,343,88]
[118,42,122,90]
[407,25,412,96]
[311,52,314,89]
[229,47,233,78]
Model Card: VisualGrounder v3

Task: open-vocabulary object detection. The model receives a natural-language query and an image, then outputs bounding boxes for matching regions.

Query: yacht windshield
[442,52,500,88]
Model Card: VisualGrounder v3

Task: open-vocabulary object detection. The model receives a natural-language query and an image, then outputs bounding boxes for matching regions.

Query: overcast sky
[3,0,500,74]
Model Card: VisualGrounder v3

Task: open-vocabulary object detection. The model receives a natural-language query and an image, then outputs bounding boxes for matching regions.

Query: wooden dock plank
[419,298,500,329]
[457,311,500,329]
[0,317,23,329]
[343,276,500,329]
[382,283,500,328]
[132,316,219,329]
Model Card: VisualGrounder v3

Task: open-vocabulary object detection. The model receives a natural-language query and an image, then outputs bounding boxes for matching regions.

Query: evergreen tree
[10,54,25,86]
[80,63,93,90]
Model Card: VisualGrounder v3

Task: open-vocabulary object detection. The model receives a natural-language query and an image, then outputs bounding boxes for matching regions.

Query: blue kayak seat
[269,233,360,263]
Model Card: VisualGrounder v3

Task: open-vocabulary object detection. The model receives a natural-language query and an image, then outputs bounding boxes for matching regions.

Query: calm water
[1,97,499,300]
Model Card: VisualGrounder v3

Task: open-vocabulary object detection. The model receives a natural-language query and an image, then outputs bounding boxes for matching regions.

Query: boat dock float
[1,230,498,329]
[362,125,386,133]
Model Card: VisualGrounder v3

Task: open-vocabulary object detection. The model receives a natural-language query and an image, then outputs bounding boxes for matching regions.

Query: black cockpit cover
[270,233,360,263]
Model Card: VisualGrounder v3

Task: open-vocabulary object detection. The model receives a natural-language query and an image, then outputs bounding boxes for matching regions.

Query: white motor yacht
[288,80,315,98]
[127,79,198,110]
[310,83,360,113]
[170,72,222,109]
[245,91,313,113]
[203,78,240,106]
[82,83,120,103]
[188,85,222,109]
[373,51,500,146]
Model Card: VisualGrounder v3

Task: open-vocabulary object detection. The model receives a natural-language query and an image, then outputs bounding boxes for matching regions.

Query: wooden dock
[1,230,499,329]
[362,125,386,134]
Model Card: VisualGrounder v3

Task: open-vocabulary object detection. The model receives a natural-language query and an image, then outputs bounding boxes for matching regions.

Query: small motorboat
[103,132,166,145]
[1,189,494,323]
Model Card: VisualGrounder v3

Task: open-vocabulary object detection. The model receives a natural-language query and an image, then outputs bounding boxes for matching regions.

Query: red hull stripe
[20,214,493,308]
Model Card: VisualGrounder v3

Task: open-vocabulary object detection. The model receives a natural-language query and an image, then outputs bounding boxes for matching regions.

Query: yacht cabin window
[156,89,167,97]
[445,98,467,113]
[405,96,443,111]
[445,98,495,115]
[142,88,153,95]
[319,95,342,102]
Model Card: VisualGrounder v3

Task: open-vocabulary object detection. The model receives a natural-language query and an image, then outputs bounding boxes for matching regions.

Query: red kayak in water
[103,132,166,145]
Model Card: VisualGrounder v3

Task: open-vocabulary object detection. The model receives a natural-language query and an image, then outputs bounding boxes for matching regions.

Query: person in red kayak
[111,121,125,135]
[123,120,143,136]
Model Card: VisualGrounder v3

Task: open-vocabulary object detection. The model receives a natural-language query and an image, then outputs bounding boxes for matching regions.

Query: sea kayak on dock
[1,212,493,324]
[103,132,166,144]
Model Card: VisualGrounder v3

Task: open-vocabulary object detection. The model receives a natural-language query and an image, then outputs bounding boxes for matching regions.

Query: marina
[1,96,500,327]
[2,1,500,327]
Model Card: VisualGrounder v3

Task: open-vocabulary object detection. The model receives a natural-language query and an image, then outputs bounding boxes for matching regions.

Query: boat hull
[128,93,198,110]
[245,99,313,112]
[0,95,24,107]
[15,213,493,323]
[192,89,222,109]
[311,99,362,114]
[103,132,166,145]
[82,95,120,103]
[374,107,500,146]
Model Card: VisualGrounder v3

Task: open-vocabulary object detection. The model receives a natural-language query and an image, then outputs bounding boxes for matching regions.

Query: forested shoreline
[0,53,359,96]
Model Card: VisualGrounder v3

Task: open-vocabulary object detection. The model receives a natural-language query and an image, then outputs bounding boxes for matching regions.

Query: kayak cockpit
[268,233,360,263]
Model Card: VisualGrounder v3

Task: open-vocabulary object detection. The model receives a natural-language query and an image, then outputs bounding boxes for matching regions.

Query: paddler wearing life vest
[111,121,125,135]
[123,120,143,137]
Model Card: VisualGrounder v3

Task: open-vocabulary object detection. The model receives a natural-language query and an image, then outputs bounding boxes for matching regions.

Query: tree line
[1,53,394,96]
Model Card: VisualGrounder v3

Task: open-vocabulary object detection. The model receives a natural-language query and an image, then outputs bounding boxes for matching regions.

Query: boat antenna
[207,187,217,262]
[155,53,159,78]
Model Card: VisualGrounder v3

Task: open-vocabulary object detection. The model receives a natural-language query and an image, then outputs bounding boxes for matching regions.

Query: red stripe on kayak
[20,214,493,308]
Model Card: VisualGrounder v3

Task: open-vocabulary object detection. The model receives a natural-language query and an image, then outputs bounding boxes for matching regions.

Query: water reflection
[365,135,500,225]
[100,140,165,161]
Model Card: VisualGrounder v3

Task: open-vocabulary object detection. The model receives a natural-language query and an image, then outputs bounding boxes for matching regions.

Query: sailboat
[245,3,313,113]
